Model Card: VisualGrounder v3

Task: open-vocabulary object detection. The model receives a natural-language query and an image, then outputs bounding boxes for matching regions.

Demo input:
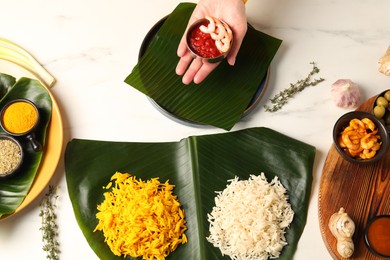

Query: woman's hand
[176,0,247,85]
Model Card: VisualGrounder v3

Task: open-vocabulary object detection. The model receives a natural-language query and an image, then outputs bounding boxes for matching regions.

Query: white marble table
[0,0,389,259]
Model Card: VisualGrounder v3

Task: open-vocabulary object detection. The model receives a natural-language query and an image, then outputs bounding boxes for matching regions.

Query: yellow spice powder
[94,172,187,259]
[2,101,38,134]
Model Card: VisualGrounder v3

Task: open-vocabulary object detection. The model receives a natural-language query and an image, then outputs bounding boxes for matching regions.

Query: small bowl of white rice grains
[0,134,23,179]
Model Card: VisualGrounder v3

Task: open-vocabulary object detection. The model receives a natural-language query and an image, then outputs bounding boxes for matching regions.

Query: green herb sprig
[264,62,325,112]
[39,185,60,260]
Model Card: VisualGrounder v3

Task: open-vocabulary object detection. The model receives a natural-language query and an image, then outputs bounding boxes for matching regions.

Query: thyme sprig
[39,185,60,260]
[264,62,325,112]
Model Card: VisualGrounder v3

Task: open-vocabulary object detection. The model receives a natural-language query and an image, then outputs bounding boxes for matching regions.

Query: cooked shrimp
[215,37,231,53]
[338,136,346,148]
[360,149,377,159]
[339,117,382,159]
[360,133,376,149]
[349,119,365,132]
[215,40,224,52]
[224,23,233,41]
[348,147,363,157]
[199,16,215,33]
[342,131,361,150]
[371,142,382,151]
[343,126,355,133]
[361,118,376,131]
[210,20,226,40]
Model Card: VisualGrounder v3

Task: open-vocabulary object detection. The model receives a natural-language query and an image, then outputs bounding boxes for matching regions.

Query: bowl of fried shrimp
[186,16,233,63]
[333,111,389,163]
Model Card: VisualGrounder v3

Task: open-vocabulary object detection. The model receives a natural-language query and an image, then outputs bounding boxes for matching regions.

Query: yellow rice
[94,172,187,259]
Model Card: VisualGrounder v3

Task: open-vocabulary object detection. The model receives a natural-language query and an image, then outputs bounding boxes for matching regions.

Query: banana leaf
[125,3,282,130]
[65,127,316,259]
[0,73,52,217]
[0,73,16,99]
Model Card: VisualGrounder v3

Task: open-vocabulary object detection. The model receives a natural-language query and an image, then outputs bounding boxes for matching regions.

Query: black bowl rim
[364,214,390,258]
[0,133,24,178]
[333,111,389,164]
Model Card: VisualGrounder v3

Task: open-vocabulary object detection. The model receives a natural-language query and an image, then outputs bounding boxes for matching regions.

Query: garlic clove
[331,79,361,108]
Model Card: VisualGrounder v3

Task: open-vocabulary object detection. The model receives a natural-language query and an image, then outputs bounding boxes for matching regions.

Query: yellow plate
[0,59,63,220]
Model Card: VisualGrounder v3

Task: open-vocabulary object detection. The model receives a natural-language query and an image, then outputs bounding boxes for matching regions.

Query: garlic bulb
[331,79,361,108]
[328,208,355,258]
[378,46,390,76]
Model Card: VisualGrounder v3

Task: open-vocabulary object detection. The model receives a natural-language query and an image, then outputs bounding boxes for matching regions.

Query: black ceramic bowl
[0,134,23,179]
[333,111,389,164]
[0,99,42,152]
[185,17,233,63]
[372,89,390,133]
[364,215,390,258]
[0,98,40,136]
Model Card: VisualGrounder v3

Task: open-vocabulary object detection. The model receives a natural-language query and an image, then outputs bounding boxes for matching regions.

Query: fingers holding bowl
[177,16,233,84]
[176,51,220,85]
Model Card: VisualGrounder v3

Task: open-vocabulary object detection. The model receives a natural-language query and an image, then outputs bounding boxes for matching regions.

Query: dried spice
[39,185,60,260]
[2,100,38,134]
[0,138,22,175]
[264,62,325,112]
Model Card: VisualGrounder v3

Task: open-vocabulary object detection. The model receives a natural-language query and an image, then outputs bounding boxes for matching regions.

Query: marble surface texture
[0,0,389,259]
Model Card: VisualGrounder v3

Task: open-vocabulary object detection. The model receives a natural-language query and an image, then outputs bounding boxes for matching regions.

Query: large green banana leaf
[125,3,282,130]
[65,127,316,259]
[0,72,52,217]
[0,73,16,98]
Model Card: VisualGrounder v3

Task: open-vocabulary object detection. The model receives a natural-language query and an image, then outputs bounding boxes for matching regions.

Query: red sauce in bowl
[188,21,222,59]
[365,215,390,257]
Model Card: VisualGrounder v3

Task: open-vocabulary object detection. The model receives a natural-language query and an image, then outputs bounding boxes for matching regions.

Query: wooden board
[318,95,390,260]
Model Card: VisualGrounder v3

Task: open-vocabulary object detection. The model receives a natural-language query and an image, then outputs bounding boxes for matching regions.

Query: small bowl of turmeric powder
[0,99,42,152]
[0,134,24,179]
